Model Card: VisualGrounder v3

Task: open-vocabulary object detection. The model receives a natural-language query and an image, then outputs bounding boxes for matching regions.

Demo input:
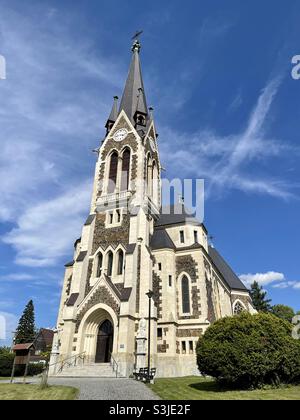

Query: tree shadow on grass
[189,380,234,394]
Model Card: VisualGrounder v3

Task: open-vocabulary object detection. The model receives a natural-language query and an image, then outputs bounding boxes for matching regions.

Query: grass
[0,384,78,400]
[149,376,300,400]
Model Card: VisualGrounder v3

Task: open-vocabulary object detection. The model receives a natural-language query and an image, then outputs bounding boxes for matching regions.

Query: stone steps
[53,363,118,378]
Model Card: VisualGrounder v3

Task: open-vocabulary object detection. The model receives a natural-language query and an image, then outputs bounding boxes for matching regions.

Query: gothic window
[120,148,130,191]
[233,301,245,315]
[117,249,124,275]
[96,252,103,277]
[108,151,118,193]
[107,251,113,277]
[181,275,190,313]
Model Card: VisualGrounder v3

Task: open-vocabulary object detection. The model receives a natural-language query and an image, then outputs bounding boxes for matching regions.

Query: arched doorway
[95,319,113,363]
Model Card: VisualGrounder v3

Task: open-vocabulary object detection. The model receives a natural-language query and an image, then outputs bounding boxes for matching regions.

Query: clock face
[113,128,128,142]
[149,137,156,152]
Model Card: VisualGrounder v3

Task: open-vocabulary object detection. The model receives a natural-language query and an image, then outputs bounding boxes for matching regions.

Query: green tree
[14,300,36,344]
[271,304,295,323]
[196,312,300,389]
[249,281,272,312]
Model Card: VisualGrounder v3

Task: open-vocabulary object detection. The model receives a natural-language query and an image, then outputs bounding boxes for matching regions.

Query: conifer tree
[14,300,36,344]
[249,281,272,312]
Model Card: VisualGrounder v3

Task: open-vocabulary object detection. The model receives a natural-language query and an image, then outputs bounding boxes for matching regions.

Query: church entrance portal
[95,319,113,363]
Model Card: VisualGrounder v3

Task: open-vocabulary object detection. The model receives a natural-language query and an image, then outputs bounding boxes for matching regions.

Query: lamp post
[146,290,154,381]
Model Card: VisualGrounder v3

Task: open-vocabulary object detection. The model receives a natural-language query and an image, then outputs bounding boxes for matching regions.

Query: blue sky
[0,0,300,344]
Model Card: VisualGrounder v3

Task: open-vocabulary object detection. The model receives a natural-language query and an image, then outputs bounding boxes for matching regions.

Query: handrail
[57,351,86,373]
[46,351,86,373]
[109,352,119,378]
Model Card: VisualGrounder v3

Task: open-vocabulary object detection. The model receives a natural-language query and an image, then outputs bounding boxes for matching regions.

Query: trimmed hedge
[196,312,300,389]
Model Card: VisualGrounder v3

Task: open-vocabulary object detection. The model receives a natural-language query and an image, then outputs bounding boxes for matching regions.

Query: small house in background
[31,328,54,362]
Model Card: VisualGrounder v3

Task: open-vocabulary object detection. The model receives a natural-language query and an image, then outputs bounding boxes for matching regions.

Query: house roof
[12,343,34,351]
[38,328,54,346]
[208,246,247,291]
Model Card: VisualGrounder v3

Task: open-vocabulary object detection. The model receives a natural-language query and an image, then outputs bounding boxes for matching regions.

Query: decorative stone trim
[205,274,216,323]
[176,255,198,283]
[75,286,120,333]
[176,328,203,338]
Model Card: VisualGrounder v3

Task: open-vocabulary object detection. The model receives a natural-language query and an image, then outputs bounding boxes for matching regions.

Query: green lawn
[149,376,300,400]
[0,384,78,400]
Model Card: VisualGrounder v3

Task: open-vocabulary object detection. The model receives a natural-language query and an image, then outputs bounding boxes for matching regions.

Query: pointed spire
[105,96,118,133]
[119,39,148,126]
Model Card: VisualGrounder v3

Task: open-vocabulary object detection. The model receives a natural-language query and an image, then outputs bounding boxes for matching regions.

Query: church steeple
[105,95,119,134]
[119,39,148,128]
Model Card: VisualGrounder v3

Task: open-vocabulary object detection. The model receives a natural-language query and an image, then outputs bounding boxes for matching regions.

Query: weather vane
[132,30,143,41]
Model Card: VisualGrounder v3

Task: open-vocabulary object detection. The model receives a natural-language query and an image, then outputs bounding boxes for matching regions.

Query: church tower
[52,38,162,377]
[51,38,255,378]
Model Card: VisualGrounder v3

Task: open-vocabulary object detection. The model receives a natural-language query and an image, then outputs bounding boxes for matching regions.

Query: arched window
[233,301,245,315]
[107,251,113,277]
[108,152,118,193]
[181,275,190,313]
[117,249,124,275]
[120,148,130,191]
[96,252,103,277]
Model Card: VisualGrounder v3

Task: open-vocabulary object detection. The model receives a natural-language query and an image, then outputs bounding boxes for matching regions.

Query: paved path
[2,377,159,400]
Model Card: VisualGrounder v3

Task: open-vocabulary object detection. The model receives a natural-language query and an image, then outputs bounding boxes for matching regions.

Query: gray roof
[208,246,247,291]
[84,214,95,226]
[76,251,87,262]
[150,229,175,250]
[155,204,201,228]
[119,47,148,123]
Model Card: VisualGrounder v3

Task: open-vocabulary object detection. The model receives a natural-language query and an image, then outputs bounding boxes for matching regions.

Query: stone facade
[51,42,255,379]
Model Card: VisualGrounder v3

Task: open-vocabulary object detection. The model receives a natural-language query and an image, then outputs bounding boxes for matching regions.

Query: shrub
[0,348,15,376]
[0,347,45,377]
[196,312,300,389]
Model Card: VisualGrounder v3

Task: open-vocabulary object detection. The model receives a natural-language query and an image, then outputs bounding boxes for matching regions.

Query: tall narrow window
[116,209,121,223]
[96,252,103,277]
[181,275,190,313]
[180,230,185,244]
[107,251,113,277]
[120,148,130,191]
[169,275,172,287]
[117,249,124,275]
[181,341,186,354]
[108,152,118,193]
[194,230,198,243]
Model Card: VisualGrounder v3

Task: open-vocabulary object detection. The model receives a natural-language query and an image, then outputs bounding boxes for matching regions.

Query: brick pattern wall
[176,328,203,337]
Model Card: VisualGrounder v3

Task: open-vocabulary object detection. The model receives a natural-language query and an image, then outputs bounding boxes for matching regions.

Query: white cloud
[239,271,284,287]
[2,180,92,267]
[0,311,18,346]
[272,281,300,290]
[240,272,300,290]
[159,78,299,200]
[0,273,36,282]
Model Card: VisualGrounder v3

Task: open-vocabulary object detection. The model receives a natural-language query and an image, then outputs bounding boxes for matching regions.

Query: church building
[51,39,255,378]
